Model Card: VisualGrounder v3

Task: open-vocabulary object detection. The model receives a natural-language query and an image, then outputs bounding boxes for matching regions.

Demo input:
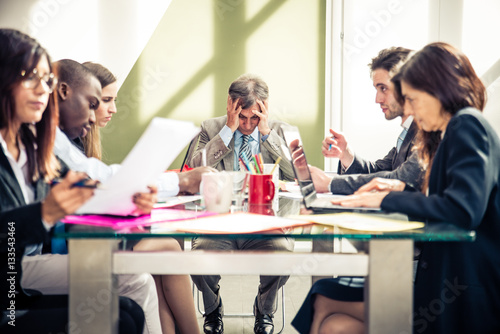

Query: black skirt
[291,277,364,334]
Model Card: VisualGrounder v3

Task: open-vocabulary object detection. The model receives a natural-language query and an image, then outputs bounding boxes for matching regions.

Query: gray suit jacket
[190,116,295,181]
[330,121,423,194]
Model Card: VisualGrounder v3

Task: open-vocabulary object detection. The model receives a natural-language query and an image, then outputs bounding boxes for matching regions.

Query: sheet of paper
[154,195,203,208]
[77,118,199,215]
[290,212,424,232]
[160,212,313,234]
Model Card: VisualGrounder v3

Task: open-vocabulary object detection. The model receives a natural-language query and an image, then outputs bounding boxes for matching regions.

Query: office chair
[193,284,286,334]
[180,134,200,171]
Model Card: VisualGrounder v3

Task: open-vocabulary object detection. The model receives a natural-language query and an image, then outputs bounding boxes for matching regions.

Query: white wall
[0,0,172,88]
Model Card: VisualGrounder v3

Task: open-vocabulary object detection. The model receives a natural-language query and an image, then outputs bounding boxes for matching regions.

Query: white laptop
[281,125,382,214]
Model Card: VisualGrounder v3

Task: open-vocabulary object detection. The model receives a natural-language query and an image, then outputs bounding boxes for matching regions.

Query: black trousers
[0,295,144,334]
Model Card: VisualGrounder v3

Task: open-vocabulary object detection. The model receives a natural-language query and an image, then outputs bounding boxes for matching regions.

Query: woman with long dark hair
[0,29,148,334]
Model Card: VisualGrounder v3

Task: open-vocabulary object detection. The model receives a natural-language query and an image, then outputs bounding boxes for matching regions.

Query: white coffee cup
[201,172,233,213]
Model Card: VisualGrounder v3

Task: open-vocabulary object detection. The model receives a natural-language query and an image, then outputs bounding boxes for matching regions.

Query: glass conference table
[55,197,475,334]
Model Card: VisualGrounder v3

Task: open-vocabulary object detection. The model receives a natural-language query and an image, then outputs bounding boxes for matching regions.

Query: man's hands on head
[178,166,217,195]
[253,99,271,136]
[226,96,242,132]
[42,171,96,225]
[322,129,354,168]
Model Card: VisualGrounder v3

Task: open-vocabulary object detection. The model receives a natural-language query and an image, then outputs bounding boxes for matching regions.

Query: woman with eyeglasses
[0,29,146,334]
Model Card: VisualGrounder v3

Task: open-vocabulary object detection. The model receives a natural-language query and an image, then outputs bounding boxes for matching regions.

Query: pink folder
[61,208,217,228]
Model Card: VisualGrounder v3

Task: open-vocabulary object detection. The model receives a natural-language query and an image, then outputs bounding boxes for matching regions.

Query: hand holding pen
[321,129,354,167]
[51,176,101,189]
[42,171,96,224]
[322,129,345,158]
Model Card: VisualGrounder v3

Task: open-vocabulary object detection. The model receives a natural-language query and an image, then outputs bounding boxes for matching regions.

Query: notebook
[281,125,382,214]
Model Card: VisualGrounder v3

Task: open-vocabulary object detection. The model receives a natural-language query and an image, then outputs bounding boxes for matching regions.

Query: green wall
[101,0,326,170]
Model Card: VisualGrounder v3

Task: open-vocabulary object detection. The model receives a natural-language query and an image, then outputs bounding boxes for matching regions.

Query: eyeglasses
[20,68,58,93]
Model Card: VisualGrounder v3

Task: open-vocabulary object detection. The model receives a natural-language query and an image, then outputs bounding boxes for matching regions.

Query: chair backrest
[180,134,200,171]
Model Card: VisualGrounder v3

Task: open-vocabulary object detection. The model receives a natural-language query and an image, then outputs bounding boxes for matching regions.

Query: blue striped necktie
[239,134,252,167]
[396,128,408,153]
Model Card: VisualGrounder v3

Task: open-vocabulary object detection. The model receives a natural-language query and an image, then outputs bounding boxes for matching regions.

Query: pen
[241,153,255,174]
[270,157,281,175]
[51,178,101,189]
[328,135,335,151]
[252,155,262,174]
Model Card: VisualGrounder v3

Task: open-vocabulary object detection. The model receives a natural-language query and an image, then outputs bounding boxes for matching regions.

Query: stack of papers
[290,212,425,232]
[154,195,203,208]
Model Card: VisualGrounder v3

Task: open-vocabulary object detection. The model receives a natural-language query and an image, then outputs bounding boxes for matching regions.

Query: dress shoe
[254,298,274,334]
[203,299,224,334]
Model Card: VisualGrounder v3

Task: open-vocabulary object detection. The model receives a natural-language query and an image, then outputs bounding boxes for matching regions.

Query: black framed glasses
[20,68,58,93]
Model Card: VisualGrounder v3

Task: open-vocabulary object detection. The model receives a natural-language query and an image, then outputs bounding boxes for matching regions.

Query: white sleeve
[156,172,180,200]
[54,127,120,182]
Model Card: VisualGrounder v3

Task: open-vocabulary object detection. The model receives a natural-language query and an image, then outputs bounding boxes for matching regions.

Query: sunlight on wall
[106,0,325,168]
[136,0,215,123]
[246,0,320,126]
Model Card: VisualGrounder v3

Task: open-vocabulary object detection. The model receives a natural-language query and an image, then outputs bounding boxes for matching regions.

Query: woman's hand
[132,185,158,215]
[42,171,96,224]
[331,191,389,208]
[354,177,406,194]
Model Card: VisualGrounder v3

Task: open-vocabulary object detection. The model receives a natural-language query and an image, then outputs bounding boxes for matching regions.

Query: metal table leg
[365,239,413,333]
[68,239,118,334]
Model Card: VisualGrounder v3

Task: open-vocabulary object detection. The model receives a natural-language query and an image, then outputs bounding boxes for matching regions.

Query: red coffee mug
[248,203,274,216]
[248,174,275,205]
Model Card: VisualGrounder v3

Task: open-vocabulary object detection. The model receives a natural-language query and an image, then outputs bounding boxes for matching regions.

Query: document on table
[159,213,314,234]
[76,118,199,215]
[290,212,425,232]
[154,195,203,208]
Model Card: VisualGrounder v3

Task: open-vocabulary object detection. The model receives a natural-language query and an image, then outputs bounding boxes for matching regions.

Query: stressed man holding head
[190,73,294,181]
[190,74,294,334]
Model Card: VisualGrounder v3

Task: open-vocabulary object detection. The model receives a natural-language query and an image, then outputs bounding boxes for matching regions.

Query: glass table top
[55,197,476,242]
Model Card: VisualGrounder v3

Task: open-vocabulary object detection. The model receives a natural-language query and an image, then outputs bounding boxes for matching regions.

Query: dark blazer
[0,146,49,309]
[382,109,500,333]
[330,120,423,194]
[190,115,295,181]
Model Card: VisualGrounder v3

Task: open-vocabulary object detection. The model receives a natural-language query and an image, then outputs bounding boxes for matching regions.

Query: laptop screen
[281,125,319,207]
